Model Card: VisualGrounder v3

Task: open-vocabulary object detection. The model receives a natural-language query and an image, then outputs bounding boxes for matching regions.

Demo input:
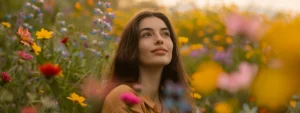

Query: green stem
[126,106,132,113]
[233,37,242,69]
[47,78,72,113]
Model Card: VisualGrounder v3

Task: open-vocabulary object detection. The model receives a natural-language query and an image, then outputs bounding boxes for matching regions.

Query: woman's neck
[139,65,163,103]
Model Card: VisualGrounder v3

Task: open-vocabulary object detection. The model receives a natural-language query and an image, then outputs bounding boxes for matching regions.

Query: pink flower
[223,12,263,40]
[1,72,11,83]
[18,51,33,60]
[217,62,258,93]
[120,92,141,106]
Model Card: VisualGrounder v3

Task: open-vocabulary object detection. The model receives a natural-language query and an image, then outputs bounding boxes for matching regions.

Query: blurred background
[1,0,300,113]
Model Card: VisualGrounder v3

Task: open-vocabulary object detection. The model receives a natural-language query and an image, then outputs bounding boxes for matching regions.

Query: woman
[101,10,193,113]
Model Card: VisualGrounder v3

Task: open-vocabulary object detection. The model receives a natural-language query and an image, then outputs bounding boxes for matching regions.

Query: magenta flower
[120,92,141,106]
[18,51,33,60]
[1,72,11,83]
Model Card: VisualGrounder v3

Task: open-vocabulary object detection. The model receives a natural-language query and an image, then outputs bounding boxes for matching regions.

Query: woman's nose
[154,33,164,45]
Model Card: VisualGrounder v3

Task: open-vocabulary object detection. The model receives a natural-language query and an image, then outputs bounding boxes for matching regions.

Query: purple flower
[189,48,207,58]
[213,49,233,65]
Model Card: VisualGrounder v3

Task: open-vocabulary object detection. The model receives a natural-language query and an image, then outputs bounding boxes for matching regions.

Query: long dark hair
[99,10,193,113]
[109,9,189,94]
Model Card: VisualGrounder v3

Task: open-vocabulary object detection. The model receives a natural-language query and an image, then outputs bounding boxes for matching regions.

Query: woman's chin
[148,60,171,66]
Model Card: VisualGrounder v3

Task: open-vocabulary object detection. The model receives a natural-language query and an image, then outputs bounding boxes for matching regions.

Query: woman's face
[138,17,173,67]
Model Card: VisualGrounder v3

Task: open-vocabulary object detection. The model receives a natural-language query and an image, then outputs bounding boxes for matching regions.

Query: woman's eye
[142,32,152,37]
[162,32,170,37]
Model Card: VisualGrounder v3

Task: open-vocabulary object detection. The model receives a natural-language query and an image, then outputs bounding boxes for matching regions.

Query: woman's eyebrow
[161,27,169,31]
[139,28,153,33]
[139,27,169,33]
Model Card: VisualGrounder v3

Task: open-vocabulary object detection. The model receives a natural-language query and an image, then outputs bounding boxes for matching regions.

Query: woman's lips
[152,50,167,55]
[151,47,168,55]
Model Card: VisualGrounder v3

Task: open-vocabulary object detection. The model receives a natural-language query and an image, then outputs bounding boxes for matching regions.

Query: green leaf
[0,89,13,102]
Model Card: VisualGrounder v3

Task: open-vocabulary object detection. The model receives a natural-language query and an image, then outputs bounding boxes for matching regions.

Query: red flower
[1,72,11,83]
[21,106,37,113]
[259,109,267,113]
[18,51,33,60]
[39,63,62,77]
[249,96,255,102]
[61,37,68,44]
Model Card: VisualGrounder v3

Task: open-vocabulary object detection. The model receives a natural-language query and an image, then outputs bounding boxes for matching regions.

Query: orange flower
[17,27,34,46]
[75,2,81,10]
[39,63,62,77]
[87,0,94,6]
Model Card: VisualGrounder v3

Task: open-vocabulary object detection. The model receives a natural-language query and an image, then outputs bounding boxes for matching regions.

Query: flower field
[0,0,300,113]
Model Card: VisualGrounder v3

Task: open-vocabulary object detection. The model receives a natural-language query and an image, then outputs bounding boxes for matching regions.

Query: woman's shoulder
[101,84,141,113]
[104,84,136,104]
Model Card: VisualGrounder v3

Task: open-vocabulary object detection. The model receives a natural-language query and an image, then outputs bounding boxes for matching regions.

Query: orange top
[100,84,178,113]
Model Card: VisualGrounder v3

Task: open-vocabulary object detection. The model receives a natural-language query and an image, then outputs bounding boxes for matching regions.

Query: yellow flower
[244,45,252,51]
[213,35,222,41]
[36,28,53,39]
[206,28,213,34]
[75,2,81,10]
[197,31,204,37]
[178,36,189,45]
[290,100,296,108]
[191,61,223,95]
[245,50,255,59]
[225,37,232,44]
[252,68,298,108]
[261,56,268,64]
[192,93,201,99]
[58,71,64,77]
[196,19,204,26]
[203,38,210,44]
[216,46,224,52]
[106,8,113,13]
[1,22,11,28]
[214,102,233,113]
[31,43,41,55]
[67,93,87,107]
[262,18,300,65]
[190,44,203,51]
[184,23,194,33]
